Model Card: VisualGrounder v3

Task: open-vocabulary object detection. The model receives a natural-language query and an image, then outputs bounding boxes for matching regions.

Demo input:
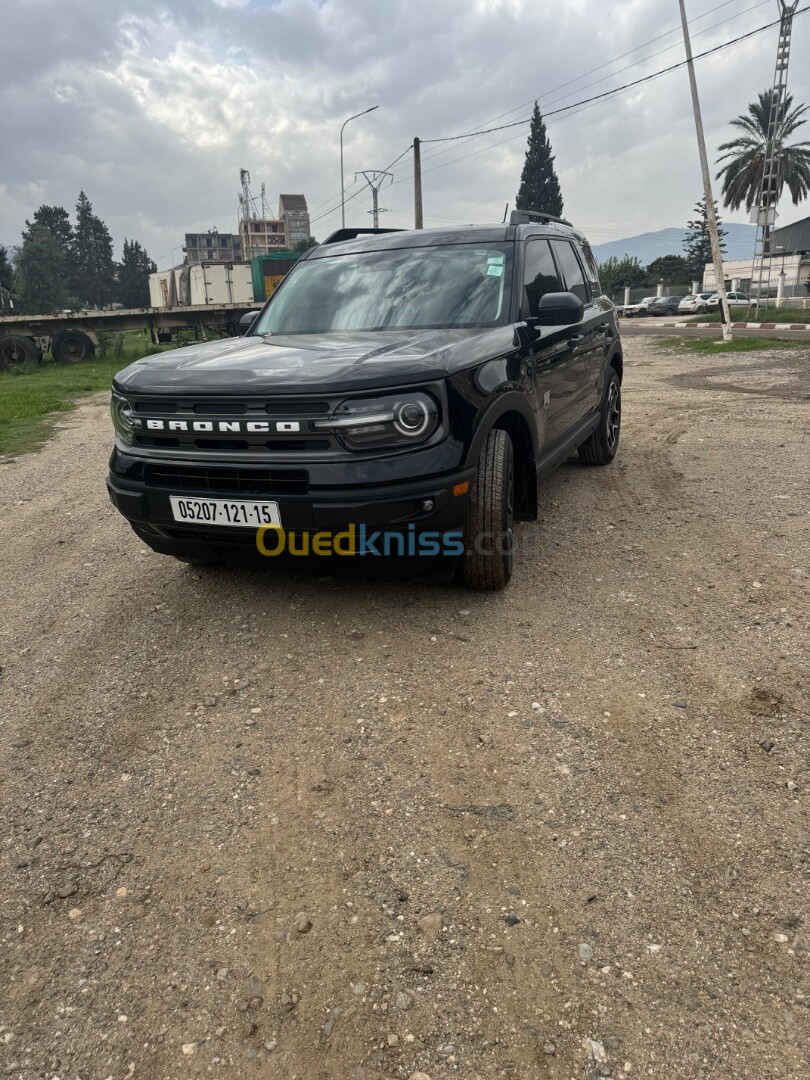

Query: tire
[459,429,514,591]
[0,334,40,370]
[666,307,675,316]
[579,368,621,467]
[696,305,706,315]
[51,329,95,363]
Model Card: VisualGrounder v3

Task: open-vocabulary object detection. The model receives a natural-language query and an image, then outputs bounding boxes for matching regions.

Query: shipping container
[251,252,300,303]
[148,262,255,309]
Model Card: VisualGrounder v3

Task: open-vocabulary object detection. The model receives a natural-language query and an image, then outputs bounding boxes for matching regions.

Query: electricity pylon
[751,1,800,313]
[355,171,394,228]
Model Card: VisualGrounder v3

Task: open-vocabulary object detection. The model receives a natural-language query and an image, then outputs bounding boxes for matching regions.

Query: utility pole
[413,138,423,229]
[678,0,732,341]
[355,171,393,227]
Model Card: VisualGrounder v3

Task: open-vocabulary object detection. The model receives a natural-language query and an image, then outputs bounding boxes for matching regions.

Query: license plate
[169,496,281,529]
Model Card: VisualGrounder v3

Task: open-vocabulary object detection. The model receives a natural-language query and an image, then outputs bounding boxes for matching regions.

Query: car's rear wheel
[579,368,621,467]
[460,429,514,591]
[696,305,706,314]
[666,307,675,316]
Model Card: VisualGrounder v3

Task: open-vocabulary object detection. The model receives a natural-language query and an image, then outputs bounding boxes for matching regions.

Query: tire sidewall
[601,371,621,462]
[460,429,514,590]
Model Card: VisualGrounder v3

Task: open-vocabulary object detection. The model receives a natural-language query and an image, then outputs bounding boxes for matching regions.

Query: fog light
[421,498,435,512]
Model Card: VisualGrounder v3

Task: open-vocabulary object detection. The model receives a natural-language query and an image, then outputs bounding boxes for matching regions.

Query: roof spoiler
[322,227,406,245]
[509,210,572,227]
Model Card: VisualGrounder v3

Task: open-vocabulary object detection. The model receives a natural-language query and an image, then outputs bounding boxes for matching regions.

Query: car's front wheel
[460,428,514,591]
[579,368,621,466]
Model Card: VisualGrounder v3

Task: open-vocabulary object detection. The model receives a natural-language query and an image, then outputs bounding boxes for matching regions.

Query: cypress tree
[516,103,564,217]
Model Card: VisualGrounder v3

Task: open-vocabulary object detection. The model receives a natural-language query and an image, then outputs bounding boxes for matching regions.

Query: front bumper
[106,457,475,552]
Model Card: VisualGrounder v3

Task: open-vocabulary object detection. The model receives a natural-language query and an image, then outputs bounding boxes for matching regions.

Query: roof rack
[509,210,572,227]
[322,227,405,245]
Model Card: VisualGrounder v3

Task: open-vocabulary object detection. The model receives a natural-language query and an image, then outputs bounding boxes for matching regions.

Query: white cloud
[0,0,808,264]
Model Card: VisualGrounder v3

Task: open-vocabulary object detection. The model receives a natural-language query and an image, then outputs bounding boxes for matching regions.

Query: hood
[113,327,516,395]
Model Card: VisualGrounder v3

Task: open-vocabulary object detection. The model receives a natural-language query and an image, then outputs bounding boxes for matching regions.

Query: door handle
[597,322,611,333]
[567,334,585,346]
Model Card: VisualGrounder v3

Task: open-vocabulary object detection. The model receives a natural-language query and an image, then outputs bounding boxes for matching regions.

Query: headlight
[110,392,137,445]
[313,392,440,451]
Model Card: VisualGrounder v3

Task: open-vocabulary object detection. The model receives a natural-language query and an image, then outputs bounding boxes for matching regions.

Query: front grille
[128,393,341,455]
[146,464,309,495]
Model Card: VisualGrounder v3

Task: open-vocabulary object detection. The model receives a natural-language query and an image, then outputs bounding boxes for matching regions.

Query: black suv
[107,211,623,590]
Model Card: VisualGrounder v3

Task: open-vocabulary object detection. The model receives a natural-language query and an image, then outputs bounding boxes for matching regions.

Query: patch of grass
[656,335,808,354]
[0,357,124,456]
[0,335,172,457]
[698,306,810,324]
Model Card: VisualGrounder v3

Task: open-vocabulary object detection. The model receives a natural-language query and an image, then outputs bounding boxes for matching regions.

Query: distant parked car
[619,295,657,318]
[646,295,685,317]
[707,291,751,311]
[678,292,715,314]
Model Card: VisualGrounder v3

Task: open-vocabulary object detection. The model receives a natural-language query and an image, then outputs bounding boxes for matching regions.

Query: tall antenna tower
[260,183,268,220]
[751,1,800,313]
[239,168,255,223]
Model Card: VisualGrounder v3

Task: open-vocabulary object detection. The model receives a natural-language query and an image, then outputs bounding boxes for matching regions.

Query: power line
[419,8,805,147]
[309,144,413,227]
[309,5,807,232]
[415,0,771,171]
[308,0,768,229]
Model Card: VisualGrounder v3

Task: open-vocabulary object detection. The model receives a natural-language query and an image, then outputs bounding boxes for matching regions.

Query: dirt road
[1,339,807,1080]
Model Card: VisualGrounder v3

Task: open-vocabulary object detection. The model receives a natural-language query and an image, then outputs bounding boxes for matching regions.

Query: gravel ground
[0,337,808,1080]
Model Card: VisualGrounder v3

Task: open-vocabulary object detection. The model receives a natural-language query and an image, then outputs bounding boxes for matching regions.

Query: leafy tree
[516,102,563,216]
[646,254,690,284]
[119,238,157,308]
[293,237,318,253]
[72,191,115,308]
[21,205,75,301]
[716,90,810,213]
[683,197,727,279]
[0,245,12,291]
[23,205,73,251]
[15,224,68,314]
[598,255,648,294]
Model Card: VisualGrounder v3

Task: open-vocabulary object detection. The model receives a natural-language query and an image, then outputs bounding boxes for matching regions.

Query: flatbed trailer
[0,302,261,368]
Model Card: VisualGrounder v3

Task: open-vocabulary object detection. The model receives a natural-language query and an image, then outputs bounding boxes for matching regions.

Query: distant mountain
[592,223,756,266]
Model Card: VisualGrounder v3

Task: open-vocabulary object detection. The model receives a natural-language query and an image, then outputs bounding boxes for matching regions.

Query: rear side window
[578,239,601,296]
[551,241,590,304]
[523,239,563,317]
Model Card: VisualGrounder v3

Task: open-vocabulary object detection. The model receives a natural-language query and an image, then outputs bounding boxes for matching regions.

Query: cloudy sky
[2,0,809,266]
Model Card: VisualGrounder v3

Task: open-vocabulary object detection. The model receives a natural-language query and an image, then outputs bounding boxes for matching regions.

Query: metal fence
[610,277,810,308]
[610,285,694,305]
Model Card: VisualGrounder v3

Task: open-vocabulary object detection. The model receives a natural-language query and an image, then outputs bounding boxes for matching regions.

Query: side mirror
[239,310,260,336]
[527,292,584,327]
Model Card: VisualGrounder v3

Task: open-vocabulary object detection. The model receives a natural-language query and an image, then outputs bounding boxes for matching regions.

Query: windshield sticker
[487,264,504,277]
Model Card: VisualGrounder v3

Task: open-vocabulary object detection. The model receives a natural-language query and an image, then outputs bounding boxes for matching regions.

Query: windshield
[252,244,513,334]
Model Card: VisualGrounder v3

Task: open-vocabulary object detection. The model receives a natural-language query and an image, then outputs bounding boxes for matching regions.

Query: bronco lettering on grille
[142,419,301,433]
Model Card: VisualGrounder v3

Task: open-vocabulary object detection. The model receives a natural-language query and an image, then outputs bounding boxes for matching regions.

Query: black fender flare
[464,390,538,469]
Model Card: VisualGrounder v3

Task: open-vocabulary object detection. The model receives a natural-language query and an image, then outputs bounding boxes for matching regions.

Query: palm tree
[716,90,810,213]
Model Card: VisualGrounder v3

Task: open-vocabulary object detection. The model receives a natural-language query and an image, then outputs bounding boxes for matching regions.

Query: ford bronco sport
[107,211,623,590]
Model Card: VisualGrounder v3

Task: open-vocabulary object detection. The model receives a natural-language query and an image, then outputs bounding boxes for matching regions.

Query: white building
[702,254,810,300]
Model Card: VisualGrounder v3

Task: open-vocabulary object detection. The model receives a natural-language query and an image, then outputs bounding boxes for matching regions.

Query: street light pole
[340,106,379,228]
